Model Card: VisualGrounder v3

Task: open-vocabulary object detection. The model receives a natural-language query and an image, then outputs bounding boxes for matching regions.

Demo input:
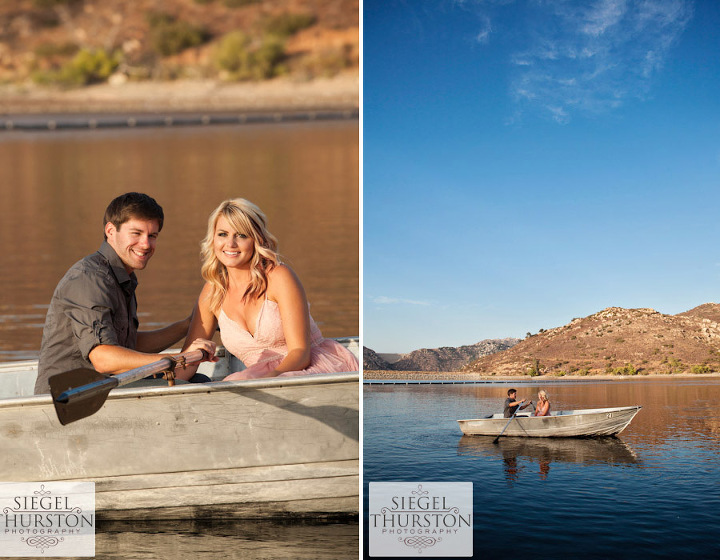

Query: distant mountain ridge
[464,304,720,376]
[363,338,521,372]
[365,303,720,376]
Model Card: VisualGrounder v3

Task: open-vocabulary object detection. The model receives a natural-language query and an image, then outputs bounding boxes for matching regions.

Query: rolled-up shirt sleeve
[60,270,122,361]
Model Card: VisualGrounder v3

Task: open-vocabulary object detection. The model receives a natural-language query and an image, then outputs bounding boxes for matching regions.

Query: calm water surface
[0,121,358,361]
[364,378,720,559]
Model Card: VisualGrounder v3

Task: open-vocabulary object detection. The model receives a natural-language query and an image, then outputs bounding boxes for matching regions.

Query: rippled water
[363,378,720,558]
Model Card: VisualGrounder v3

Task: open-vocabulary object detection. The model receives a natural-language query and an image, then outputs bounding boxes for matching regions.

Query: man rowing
[504,388,533,418]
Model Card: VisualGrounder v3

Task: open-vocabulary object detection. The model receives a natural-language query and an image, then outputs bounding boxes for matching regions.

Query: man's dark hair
[103,192,164,239]
[507,388,517,396]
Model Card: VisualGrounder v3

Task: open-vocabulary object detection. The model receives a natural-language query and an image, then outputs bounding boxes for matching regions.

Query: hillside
[363,347,391,371]
[363,338,520,373]
[0,0,358,113]
[677,303,720,323]
[464,305,720,376]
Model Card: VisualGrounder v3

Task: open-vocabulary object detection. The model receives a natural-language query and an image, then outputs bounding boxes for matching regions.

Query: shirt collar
[98,241,138,289]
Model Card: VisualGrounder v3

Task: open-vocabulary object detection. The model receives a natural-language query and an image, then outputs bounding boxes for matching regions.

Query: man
[35,192,215,394]
[504,388,532,418]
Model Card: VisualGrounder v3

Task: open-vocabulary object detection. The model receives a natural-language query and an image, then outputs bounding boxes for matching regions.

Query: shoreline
[0,74,359,116]
[363,370,720,381]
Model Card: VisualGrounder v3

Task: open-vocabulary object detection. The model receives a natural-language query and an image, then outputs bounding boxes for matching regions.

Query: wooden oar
[493,406,520,444]
[48,350,207,426]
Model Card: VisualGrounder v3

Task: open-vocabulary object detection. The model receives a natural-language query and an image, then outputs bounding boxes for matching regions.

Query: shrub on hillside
[33,0,80,7]
[607,364,638,376]
[223,0,260,7]
[262,13,316,38]
[147,12,210,57]
[213,31,286,80]
[33,48,121,86]
[525,359,542,377]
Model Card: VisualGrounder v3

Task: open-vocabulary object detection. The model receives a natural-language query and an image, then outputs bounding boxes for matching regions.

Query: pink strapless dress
[218,299,358,380]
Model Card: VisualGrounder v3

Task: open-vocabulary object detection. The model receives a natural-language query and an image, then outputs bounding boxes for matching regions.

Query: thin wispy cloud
[475,14,492,44]
[504,0,693,123]
[371,296,432,306]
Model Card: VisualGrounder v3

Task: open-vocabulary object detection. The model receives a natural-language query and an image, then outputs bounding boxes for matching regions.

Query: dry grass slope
[0,0,358,81]
[463,305,720,377]
[0,0,358,113]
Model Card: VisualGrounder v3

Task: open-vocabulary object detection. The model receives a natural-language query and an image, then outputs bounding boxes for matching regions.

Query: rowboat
[457,406,642,438]
[0,339,359,520]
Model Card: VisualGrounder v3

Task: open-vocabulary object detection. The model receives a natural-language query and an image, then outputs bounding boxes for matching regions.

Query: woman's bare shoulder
[268,264,303,286]
[267,264,305,300]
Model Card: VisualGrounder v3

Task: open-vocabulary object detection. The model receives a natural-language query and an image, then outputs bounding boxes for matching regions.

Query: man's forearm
[89,345,164,375]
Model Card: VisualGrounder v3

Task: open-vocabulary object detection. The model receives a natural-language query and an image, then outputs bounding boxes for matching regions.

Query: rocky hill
[464,304,720,376]
[677,303,720,324]
[363,338,520,372]
[363,346,391,371]
[0,0,358,86]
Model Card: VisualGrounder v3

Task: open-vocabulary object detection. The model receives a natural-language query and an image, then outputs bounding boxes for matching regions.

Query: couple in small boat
[504,388,551,417]
[34,192,358,394]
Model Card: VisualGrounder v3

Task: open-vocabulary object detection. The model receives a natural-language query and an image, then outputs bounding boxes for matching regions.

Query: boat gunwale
[457,405,641,423]
[0,371,359,409]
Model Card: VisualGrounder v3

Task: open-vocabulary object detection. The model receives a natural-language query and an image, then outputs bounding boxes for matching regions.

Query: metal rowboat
[0,340,359,520]
[457,406,642,438]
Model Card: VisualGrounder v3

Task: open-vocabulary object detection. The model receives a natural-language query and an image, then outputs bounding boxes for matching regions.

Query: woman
[534,390,551,416]
[181,198,358,380]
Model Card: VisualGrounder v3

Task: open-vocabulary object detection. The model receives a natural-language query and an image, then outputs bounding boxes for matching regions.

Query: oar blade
[49,368,116,425]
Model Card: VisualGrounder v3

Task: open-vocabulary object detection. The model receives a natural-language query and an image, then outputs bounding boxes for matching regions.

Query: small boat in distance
[457,406,642,438]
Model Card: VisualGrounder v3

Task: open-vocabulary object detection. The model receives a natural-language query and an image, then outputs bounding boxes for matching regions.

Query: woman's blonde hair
[538,390,548,401]
[200,198,279,313]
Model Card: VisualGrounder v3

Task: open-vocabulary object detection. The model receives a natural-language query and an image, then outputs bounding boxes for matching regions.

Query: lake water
[363,378,720,558]
[0,120,358,555]
[0,120,359,361]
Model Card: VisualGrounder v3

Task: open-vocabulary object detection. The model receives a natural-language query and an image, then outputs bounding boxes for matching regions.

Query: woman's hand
[183,338,218,363]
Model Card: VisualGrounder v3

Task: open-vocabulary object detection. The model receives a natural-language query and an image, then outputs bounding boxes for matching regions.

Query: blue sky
[363,0,720,353]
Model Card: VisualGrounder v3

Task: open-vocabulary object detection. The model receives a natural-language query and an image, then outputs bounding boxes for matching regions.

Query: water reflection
[95,519,358,559]
[457,436,640,482]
